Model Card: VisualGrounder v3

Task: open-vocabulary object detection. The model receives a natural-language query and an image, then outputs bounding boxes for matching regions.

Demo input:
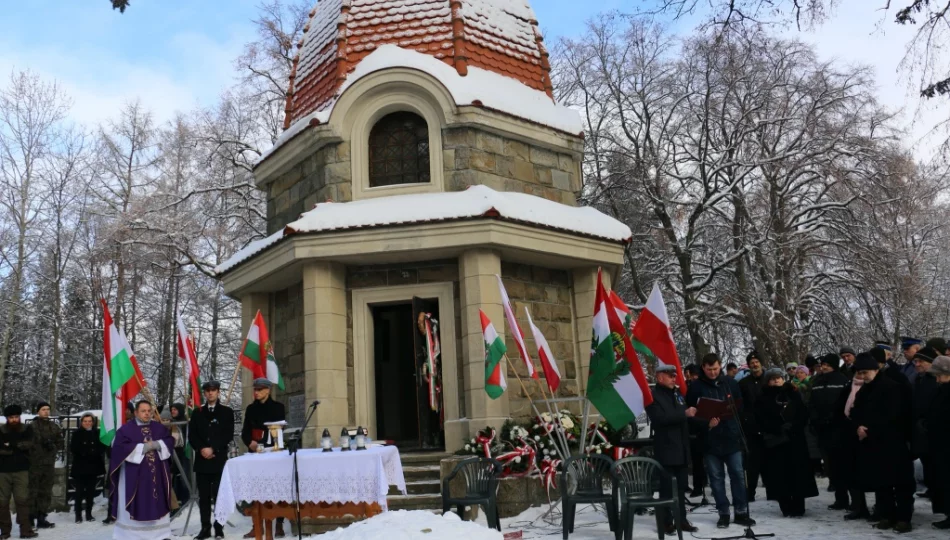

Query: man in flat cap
[241,378,286,538]
[189,380,234,539]
[0,405,37,539]
[647,365,700,533]
[28,401,61,530]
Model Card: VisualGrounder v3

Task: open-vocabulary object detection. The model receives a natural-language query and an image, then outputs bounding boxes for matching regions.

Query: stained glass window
[368,112,431,188]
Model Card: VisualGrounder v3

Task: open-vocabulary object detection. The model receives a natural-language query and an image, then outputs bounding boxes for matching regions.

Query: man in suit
[188,380,235,540]
[647,365,700,534]
[241,378,286,538]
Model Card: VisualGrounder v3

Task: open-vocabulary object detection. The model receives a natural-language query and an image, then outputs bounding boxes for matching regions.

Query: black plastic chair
[611,456,682,540]
[441,457,503,531]
[560,454,617,539]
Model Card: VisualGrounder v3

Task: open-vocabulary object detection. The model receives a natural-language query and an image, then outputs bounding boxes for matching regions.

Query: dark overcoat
[754,383,819,501]
[69,426,105,478]
[188,402,235,474]
[849,373,913,490]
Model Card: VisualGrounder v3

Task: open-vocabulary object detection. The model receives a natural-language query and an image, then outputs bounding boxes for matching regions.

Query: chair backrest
[451,457,502,497]
[562,453,613,495]
[611,456,667,500]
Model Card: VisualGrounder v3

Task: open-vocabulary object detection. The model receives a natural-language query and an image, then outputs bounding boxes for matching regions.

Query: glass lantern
[339,427,351,451]
[355,426,367,450]
[321,429,333,452]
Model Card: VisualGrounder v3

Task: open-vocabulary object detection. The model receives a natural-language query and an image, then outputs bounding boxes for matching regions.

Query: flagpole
[224,360,241,406]
[506,355,570,461]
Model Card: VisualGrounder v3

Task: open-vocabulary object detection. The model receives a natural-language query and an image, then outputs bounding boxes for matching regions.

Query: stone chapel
[216,0,631,452]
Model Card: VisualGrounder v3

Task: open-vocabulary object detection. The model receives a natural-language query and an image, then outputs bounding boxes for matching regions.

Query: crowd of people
[0,377,286,540]
[668,338,950,534]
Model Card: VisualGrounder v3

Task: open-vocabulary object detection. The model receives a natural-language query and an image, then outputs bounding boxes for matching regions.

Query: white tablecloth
[214,446,406,524]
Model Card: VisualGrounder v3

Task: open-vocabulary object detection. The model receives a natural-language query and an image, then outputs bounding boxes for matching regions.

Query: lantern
[340,427,351,451]
[355,426,367,450]
[321,429,333,452]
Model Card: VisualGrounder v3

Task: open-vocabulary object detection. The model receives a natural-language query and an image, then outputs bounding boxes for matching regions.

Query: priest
[108,400,175,540]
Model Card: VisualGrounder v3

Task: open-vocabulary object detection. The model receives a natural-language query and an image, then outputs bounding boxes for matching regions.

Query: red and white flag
[496,275,536,378]
[176,312,202,408]
[632,283,687,395]
[525,307,561,392]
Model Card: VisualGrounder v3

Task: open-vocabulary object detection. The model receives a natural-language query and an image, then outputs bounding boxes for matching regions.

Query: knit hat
[869,347,887,365]
[160,410,172,421]
[929,356,950,376]
[746,350,761,363]
[854,352,880,372]
[927,338,948,354]
[765,368,785,381]
[914,346,938,364]
[3,404,22,417]
[820,354,840,369]
[797,365,810,377]
[785,362,799,371]
[804,355,818,369]
[838,346,856,356]
[34,401,50,413]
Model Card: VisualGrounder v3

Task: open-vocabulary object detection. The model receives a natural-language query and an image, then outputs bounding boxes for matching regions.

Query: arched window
[368,111,430,188]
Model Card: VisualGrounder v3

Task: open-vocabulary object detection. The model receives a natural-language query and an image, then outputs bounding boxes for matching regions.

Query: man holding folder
[686,353,755,530]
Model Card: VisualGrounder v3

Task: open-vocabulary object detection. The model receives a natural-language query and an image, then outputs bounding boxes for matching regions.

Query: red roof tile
[285,0,554,129]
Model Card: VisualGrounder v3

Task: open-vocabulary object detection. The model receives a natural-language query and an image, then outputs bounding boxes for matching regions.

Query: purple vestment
[108,420,175,522]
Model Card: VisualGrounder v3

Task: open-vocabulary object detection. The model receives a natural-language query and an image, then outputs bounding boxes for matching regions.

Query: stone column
[239,293,270,412]
[459,249,509,437]
[302,262,348,447]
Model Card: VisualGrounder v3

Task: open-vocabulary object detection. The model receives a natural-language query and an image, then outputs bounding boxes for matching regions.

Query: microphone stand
[713,391,773,540]
[288,400,319,540]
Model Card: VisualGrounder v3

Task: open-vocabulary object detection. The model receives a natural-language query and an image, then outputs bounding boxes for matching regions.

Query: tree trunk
[0,220,26,399]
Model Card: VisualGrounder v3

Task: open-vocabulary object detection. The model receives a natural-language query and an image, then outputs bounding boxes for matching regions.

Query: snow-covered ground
[32,476,946,539]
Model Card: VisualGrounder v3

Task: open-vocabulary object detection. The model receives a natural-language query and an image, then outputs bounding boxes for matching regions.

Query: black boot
[214,523,225,539]
[194,527,212,540]
[75,505,83,524]
[35,514,55,529]
[844,508,869,520]
[85,501,95,522]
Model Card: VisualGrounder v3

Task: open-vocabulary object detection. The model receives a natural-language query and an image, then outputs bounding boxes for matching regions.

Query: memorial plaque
[287,394,306,428]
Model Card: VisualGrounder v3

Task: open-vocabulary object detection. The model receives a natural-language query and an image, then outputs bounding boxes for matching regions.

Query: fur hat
[929,356,950,376]
[820,354,841,369]
[746,350,761,363]
[3,404,22,417]
[854,352,880,372]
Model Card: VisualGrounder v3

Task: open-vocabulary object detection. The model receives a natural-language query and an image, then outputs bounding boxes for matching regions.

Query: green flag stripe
[110,349,135,394]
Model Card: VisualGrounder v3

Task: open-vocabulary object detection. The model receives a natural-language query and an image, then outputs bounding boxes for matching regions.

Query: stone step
[399,451,451,465]
[402,464,442,481]
[387,493,443,511]
[388,479,441,496]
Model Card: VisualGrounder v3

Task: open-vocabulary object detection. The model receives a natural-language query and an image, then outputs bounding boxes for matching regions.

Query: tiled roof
[285,0,554,129]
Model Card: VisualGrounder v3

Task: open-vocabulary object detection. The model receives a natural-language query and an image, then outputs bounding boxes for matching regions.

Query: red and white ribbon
[475,428,496,458]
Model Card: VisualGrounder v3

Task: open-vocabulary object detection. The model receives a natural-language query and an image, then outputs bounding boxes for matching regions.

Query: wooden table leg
[252,503,263,540]
[265,518,273,540]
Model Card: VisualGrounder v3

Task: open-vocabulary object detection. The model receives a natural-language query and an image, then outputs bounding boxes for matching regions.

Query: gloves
[143,441,161,453]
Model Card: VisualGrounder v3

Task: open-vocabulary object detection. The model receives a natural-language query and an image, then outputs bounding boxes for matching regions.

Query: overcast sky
[0,0,943,159]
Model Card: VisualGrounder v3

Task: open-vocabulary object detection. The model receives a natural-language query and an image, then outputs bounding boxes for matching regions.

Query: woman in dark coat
[925,357,950,529]
[69,413,105,523]
[754,368,819,517]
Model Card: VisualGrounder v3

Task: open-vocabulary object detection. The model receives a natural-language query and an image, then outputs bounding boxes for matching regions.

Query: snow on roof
[215,184,631,275]
[255,45,582,167]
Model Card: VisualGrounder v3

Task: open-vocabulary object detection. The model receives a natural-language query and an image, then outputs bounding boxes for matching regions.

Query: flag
[586,269,653,429]
[100,300,145,445]
[632,283,688,395]
[609,290,657,362]
[496,275,536,378]
[239,310,284,390]
[176,312,202,408]
[525,307,561,392]
[480,310,507,399]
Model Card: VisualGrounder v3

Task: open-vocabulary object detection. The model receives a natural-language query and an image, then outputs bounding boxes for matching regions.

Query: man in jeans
[687,353,756,529]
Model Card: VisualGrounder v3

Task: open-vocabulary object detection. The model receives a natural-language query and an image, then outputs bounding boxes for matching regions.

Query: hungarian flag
[480,310,507,399]
[239,310,284,390]
[586,269,653,429]
[176,312,202,408]
[525,307,561,392]
[633,283,688,395]
[100,300,146,445]
[496,275,536,378]
[609,290,657,362]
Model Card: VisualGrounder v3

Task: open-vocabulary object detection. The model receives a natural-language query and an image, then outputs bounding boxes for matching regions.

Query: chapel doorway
[371,298,444,450]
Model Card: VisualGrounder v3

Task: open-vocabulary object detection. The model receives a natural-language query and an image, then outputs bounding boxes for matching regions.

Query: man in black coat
[241,377,286,538]
[737,351,767,503]
[189,380,235,540]
[684,364,706,497]
[647,365,701,534]
[0,405,37,539]
[851,352,916,533]
[686,353,755,529]
[910,347,939,499]
[808,354,851,510]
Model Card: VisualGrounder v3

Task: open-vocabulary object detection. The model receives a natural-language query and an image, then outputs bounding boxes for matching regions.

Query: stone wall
[443,126,579,206]
[265,142,351,234]
[499,262,577,419]
[272,283,305,406]
[345,260,463,425]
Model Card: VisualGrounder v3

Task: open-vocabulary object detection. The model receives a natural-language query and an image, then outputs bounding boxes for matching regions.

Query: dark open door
[412,296,444,449]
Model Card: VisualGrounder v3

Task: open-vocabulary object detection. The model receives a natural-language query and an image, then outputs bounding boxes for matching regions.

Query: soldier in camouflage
[28,402,61,530]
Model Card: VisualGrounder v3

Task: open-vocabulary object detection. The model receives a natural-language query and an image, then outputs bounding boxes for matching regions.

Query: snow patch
[214,229,286,275]
[318,510,503,540]
[256,45,582,167]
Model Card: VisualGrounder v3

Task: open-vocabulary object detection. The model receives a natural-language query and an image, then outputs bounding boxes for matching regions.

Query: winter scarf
[844,377,864,418]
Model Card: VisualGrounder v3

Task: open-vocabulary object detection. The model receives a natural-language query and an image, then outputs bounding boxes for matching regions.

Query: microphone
[309,400,321,409]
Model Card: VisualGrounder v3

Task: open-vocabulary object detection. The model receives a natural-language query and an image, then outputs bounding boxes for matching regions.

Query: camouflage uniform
[28,416,61,519]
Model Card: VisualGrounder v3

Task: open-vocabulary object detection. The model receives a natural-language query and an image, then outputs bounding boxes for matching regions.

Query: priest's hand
[249,441,259,452]
[201,447,214,459]
[144,441,160,453]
